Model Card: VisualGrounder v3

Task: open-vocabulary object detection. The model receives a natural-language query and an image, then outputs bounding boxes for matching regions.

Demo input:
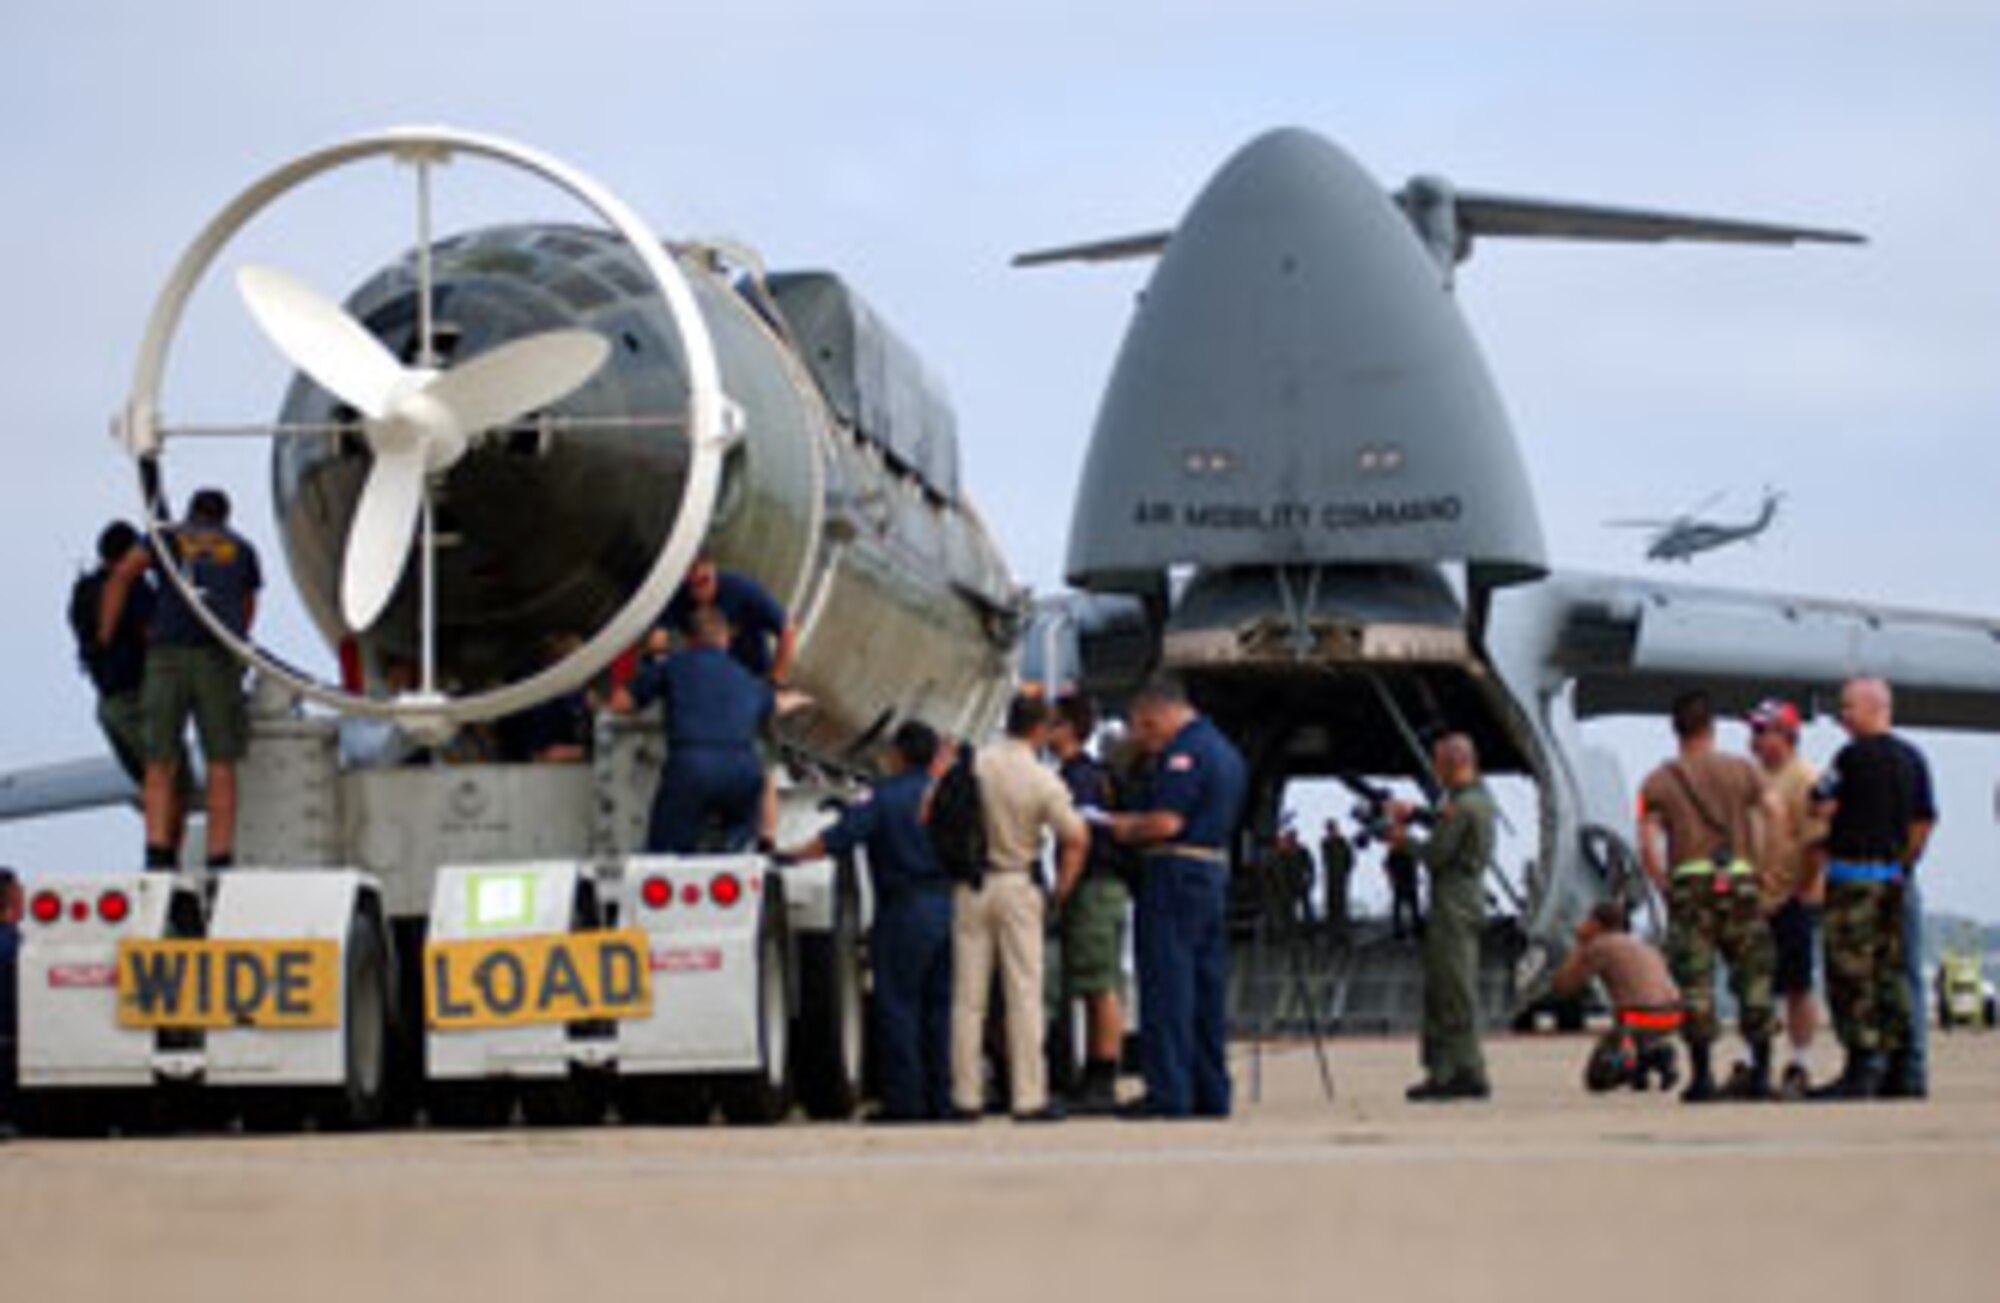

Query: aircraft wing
[0,755,137,822]
[1529,571,2000,730]
[1011,231,1172,268]
[1449,192,1865,249]
[1012,193,1860,269]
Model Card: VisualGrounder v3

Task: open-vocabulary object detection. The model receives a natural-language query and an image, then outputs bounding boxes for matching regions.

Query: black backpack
[67,570,111,692]
[926,742,988,888]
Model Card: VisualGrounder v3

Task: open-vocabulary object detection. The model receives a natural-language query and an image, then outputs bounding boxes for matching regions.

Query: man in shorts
[1048,695,1131,1114]
[1748,698,1829,1099]
[142,489,262,871]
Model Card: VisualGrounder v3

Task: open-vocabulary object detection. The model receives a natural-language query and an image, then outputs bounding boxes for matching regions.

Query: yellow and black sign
[115,939,341,1030]
[426,930,653,1031]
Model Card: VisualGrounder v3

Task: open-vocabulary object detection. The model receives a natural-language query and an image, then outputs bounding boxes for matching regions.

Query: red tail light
[709,873,743,908]
[97,890,132,924]
[30,890,61,924]
[641,876,672,909]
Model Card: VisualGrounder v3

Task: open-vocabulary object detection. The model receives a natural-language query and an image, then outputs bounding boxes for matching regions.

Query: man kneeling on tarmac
[1549,902,1684,1093]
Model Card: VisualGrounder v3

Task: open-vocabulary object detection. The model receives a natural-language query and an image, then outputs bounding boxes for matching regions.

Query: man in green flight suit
[1389,734,1497,1102]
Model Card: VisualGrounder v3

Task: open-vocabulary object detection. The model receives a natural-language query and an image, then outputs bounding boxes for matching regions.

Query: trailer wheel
[715,878,793,1125]
[794,859,865,1120]
[311,911,390,1131]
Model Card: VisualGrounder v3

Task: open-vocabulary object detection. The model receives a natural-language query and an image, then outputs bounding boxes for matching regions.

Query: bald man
[1390,734,1497,1102]
[1812,678,1936,1100]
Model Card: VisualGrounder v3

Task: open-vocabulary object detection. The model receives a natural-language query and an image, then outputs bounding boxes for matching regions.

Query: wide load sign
[116,940,341,1029]
[425,930,653,1030]
[112,931,655,1031]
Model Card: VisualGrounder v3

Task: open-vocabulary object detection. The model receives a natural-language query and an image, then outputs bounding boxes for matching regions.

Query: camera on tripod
[1346,777,1433,851]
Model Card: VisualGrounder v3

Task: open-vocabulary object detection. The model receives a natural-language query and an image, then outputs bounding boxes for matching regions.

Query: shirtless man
[1550,902,1684,1093]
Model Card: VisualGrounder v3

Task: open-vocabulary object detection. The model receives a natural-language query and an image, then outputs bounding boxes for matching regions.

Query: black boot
[1810,1051,1884,1101]
[1877,1052,1924,1101]
[1071,1059,1120,1115]
[1735,1041,1774,1102]
[1634,1039,1679,1093]
[1681,1042,1718,1104]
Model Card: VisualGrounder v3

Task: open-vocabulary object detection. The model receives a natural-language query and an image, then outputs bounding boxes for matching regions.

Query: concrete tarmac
[3,1033,1996,1303]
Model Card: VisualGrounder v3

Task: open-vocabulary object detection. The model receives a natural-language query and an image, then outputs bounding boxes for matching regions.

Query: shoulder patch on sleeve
[1167,753,1195,773]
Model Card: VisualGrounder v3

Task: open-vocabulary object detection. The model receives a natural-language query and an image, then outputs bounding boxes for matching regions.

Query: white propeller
[235,265,610,631]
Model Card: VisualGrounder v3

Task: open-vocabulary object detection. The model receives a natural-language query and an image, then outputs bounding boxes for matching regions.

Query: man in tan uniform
[1550,902,1683,1092]
[953,695,1088,1122]
[1748,698,1829,1099]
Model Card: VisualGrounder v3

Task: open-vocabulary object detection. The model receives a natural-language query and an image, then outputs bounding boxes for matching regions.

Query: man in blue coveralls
[657,555,798,684]
[1103,678,1247,1119]
[782,721,954,1123]
[617,605,773,854]
[656,555,799,846]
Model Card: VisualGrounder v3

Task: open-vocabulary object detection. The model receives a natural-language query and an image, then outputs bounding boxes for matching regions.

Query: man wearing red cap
[1748,698,1828,1099]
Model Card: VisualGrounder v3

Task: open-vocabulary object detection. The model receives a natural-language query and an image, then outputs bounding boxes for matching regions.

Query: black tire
[794,860,865,1120]
[311,910,391,1131]
[520,1075,608,1128]
[616,1076,712,1127]
[426,1081,515,1129]
[715,878,793,1125]
[13,1090,115,1138]
[378,918,427,1128]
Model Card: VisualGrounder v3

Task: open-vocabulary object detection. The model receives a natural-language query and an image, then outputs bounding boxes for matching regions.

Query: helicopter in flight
[1606,486,1784,563]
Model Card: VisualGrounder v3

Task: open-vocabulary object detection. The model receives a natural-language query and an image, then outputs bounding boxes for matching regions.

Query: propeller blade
[420,330,611,439]
[340,443,427,631]
[237,266,407,419]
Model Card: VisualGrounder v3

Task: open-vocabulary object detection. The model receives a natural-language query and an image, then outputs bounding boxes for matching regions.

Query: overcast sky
[2,1,1995,919]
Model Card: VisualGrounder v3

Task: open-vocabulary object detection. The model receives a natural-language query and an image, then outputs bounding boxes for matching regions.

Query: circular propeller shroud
[118,126,730,731]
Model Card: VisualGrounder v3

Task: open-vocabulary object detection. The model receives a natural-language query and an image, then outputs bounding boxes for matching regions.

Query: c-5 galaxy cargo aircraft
[1018,129,2000,1016]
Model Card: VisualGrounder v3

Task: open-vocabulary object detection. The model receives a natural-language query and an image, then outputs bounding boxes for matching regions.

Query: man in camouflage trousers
[1811,678,1933,1100]
[1639,692,1781,1102]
